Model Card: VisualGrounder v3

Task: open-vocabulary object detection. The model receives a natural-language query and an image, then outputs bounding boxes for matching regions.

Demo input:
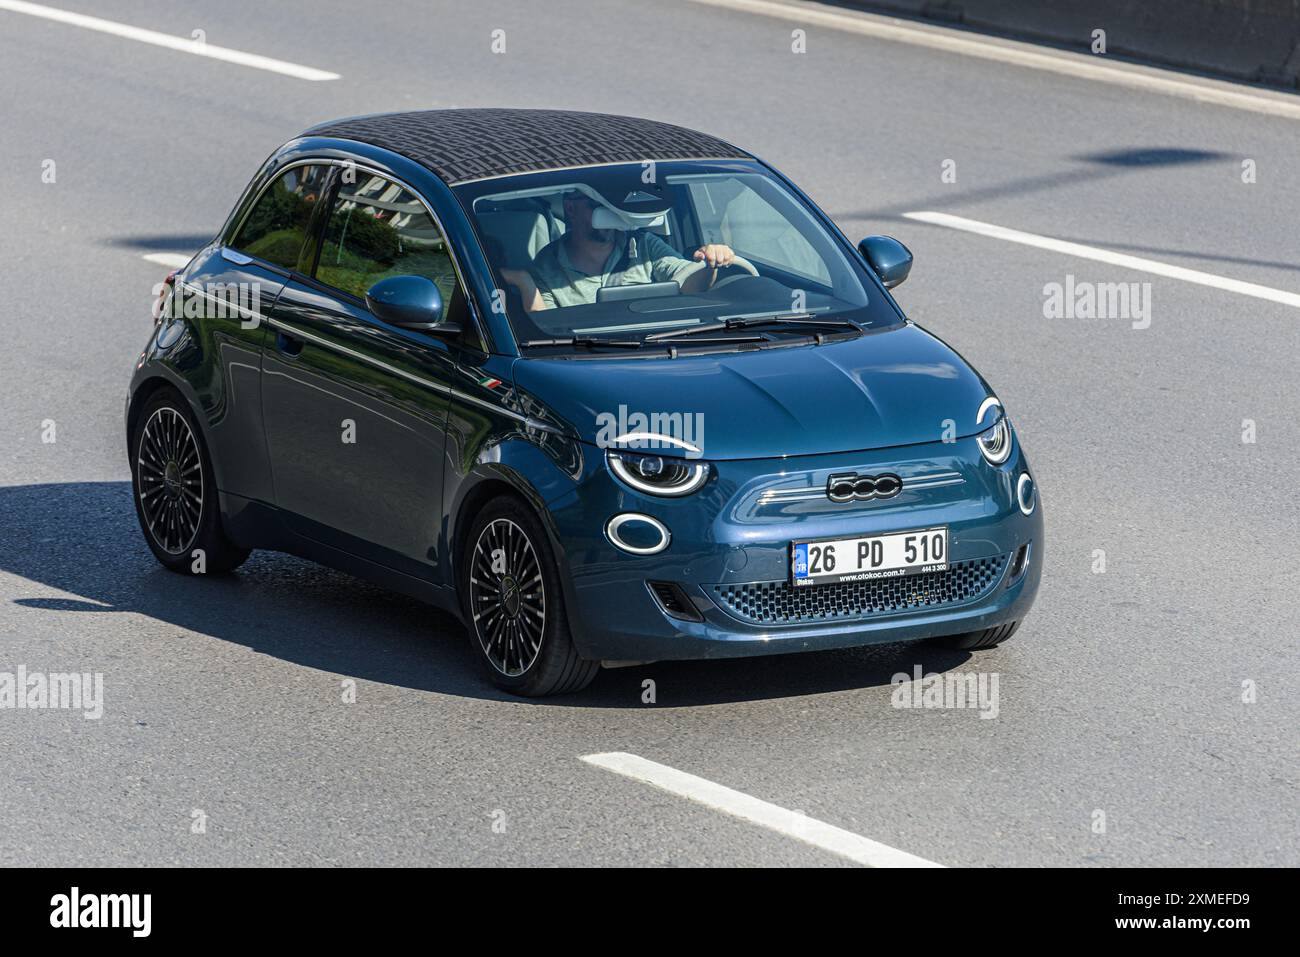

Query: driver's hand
[693,244,735,268]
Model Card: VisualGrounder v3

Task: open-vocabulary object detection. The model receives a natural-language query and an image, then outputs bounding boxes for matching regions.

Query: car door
[260,168,465,579]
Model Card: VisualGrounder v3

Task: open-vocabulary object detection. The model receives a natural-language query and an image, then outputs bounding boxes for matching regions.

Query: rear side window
[231,164,330,270]
[315,173,459,305]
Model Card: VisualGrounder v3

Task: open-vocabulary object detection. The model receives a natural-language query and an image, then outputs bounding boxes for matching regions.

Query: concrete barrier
[834,0,1300,87]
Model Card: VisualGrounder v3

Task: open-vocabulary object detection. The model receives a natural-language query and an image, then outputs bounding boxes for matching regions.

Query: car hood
[511,324,994,461]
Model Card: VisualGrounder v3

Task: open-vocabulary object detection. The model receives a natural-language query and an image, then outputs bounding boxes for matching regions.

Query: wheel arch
[447,460,584,637]
[126,367,238,499]
[126,370,210,452]
[451,467,561,581]
[126,375,178,448]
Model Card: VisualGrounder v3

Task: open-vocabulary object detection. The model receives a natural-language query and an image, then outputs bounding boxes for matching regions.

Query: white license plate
[791,526,949,587]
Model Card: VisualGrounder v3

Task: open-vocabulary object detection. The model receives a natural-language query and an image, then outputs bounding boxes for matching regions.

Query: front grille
[709,555,1009,625]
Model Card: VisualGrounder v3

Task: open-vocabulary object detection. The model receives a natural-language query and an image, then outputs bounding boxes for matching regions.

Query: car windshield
[455,160,902,352]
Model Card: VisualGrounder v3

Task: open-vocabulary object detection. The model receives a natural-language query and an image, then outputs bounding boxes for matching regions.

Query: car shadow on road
[0,482,974,708]
[836,162,1125,221]
[108,234,214,253]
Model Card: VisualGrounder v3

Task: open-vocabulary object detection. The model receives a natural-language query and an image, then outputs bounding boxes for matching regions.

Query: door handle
[276,331,304,358]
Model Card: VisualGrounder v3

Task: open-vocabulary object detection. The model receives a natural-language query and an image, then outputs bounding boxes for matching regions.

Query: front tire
[129,387,250,575]
[461,496,598,696]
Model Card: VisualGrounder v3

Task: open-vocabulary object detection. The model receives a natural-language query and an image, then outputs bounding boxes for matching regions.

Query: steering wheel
[708,255,760,290]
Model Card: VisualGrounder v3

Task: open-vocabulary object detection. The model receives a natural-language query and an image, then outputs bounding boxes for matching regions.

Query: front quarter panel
[441,357,589,613]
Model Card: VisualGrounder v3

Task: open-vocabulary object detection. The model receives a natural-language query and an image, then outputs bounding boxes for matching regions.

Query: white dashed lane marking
[142,253,192,270]
[0,1,340,81]
[904,211,1300,310]
[581,752,944,867]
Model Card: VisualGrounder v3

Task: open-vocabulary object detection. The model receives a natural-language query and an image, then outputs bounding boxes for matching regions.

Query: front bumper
[546,435,1043,662]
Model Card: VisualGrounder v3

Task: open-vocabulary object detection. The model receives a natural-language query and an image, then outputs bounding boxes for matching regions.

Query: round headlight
[977,417,1013,466]
[607,450,709,496]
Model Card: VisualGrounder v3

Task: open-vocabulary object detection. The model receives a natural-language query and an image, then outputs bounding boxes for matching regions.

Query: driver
[501,191,737,312]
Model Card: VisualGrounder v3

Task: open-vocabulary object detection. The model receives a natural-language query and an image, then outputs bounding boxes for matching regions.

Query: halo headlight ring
[607,450,709,497]
[977,417,1013,466]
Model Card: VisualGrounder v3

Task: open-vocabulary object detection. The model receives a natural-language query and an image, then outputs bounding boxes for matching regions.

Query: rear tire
[937,621,1019,650]
[129,387,250,575]
[461,495,598,696]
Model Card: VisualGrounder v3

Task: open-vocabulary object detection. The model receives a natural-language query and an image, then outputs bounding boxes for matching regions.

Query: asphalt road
[0,0,1296,867]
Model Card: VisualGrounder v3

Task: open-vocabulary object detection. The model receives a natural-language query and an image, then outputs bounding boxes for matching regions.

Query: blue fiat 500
[127,109,1042,695]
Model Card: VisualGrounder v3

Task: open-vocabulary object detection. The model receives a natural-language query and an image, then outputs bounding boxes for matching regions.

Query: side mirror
[365,275,459,335]
[858,236,913,290]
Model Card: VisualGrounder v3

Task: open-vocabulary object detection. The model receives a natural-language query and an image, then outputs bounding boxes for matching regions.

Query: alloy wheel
[469,518,546,676]
[136,406,204,555]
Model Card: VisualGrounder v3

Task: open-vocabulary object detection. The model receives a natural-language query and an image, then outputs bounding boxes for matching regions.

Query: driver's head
[563,191,616,245]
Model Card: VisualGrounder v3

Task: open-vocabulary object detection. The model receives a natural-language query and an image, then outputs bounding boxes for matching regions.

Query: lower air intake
[710,555,1009,625]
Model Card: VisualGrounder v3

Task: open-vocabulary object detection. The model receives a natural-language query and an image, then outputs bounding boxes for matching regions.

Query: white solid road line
[0,0,340,81]
[686,0,1300,122]
[904,211,1300,310]
[142,253,192,269]
[581,752,944,867]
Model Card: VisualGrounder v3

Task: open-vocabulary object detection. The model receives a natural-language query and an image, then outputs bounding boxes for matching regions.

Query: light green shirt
[531,231,702,309]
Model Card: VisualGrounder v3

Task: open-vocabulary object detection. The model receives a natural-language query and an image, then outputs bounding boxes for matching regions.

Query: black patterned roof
[305,109,751,185]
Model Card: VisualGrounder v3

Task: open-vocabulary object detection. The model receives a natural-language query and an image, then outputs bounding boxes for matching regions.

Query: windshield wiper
[645,312,860,342]
[521,336,642,349]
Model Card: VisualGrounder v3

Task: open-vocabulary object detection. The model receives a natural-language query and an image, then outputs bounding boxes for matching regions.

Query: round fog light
[1017,473,1035,515]
[606,513,671,555]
